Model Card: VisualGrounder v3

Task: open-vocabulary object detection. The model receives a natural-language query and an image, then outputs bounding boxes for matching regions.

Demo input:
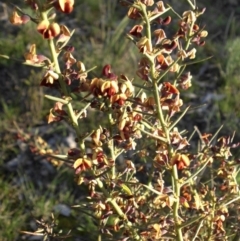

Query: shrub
[2,0,240,240]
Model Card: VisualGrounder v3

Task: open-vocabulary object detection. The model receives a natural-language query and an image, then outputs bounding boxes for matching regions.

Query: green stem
[152,81,171,145]
[0,54,48,68]
[185,17,195,51]
[44,94,69,104]
[186,0,195,10]
[148,7,171,22]
[224,196,240,206]
[132,82,150,91]
[172,164,183,241]
[40,11,82,145]
[110,138,116,179]
[95,178,142,240]
[140,3,152,52]
[173,65,186,86]
[66,100,81,136]
[75,102,91,119]
[140,4,183,240]
[139,126,168,143]
[169,106,190,131]
[181,158,211,186]
[179,214,205,229]
[48,36,61,73]
[108,107,116,179]
[192,219,204,241]
[41,11,68,95]
[180,56,213,67]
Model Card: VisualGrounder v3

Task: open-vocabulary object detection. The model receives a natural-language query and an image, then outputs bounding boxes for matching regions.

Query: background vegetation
[1,0,240,240]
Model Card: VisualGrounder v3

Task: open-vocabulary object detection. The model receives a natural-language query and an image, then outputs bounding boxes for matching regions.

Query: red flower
[37,20,61,39]
[73,155,92,174]
[129,25,143,38]
[171,153,190,170]
[102,65,117,80]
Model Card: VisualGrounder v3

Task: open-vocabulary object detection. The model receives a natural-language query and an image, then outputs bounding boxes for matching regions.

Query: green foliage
[0,177,27,241]
[218,38,240,132]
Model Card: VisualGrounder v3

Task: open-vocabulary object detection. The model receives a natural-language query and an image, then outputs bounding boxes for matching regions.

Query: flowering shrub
[2,0,240,240]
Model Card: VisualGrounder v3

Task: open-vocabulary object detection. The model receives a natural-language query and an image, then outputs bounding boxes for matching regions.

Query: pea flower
[37,20,61,39]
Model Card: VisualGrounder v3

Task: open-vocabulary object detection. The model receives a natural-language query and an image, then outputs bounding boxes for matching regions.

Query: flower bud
[54,0,75,14]
[141,0,154,6]
[9,10,30,25]
[171,153,190,170]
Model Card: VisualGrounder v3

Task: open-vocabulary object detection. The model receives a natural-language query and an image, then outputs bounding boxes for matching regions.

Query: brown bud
[54,0,75,14]
[9,10,30,25]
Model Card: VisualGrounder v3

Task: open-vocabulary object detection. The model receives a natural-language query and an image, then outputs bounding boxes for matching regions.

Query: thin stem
[208,125,223,145]
[95,178,142,240]
[192,219,204,241]
[185,17,195,51]
[173,65,186,86]
[133,82,150,91]
[140,3,152,52]
[224,196,240,207]
[180,56,213,66]
[75,102,91,119]
[186,0,195,10]
[140,4,183,241]
[140,119,155,130]
[179,214,205,229]
[153,81,171,145]
[41,11,67,95]
[44,94,69,104]
[169,106,190,131]
[149,7,171,22]
[133,109,155,117]
[167,4,182,19]
[140,4,170,143]
[40,11,82,143]
[181,157,211,186]
[0,54,47,68]
[139,122,168,143]
[110,139,116,178]
[172,164,183,241]
[108,105,116,179]
[48,35,61,73]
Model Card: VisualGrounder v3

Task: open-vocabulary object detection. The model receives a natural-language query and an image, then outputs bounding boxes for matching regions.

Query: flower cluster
[10,1,74,39]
